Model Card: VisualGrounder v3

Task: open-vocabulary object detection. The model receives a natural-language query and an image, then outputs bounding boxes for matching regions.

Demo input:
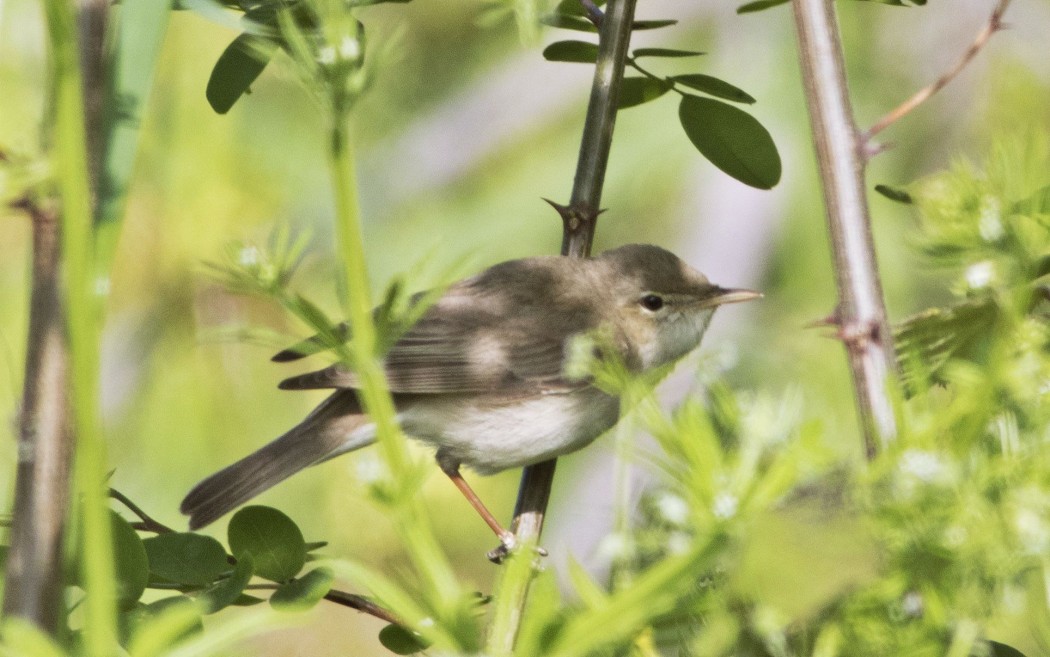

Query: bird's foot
[487,531,548,564]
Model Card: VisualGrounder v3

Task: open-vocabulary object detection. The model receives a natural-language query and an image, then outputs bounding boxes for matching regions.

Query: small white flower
[901,592,923,617]
[666,531,691,555]
[965,261,995,289]
[1015,507,1050,554]
[238,245,260,267]
[978,196,1005,242]
[899,449,946,483]
[597,532,635,561]
[317,46,337,65]
[712,492,738,520]
[354,454,383,484]
[339,36,361,61]
[654,493,689,525]
[94,275,111,296]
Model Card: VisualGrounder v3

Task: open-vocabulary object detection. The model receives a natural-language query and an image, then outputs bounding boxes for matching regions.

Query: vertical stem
[492,0,638,653]
[791,0,897,456]
[326,117,460,601]
[2,205,72,633]
[39,0,118,651]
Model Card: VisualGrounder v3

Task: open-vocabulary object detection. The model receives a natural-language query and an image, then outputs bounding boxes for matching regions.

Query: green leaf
[633,47,703,58]
[206,33,278,115]
[737,0,790,12]
[874,184,914,204]
[678,96,782,189]
[269,567,335,611]
[617,77,672,109]
[555,0,605,16]
[111,511,150,609]
[632,19,678,30]
[203,552,255,613]
[671,74,755,104]
[1012,184,1050,215]
[894,298,999,386]
[95,0,170,271]
[143,532,230,586]
[227,506,306,582]
[988,641,1029,657]
[540,14,596,32]
[542,40,599,63]
[125,596,203,657]
[378,624,430,655]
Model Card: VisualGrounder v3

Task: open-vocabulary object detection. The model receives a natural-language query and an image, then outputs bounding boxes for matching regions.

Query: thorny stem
[491,0,637,653]
[791,0,898,457]
[865,0,1013,143]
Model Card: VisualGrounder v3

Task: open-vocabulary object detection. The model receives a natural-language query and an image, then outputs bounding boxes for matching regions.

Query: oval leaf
[143,533,229,586]
[632,19,678,30]
[269,567,335,612]
[206,33,278,114]
[203,552,255,614]
[874,184,913,204]
[988,641,1029,657]
[737,0,790,12]
[542,40,599,63]
[227,506,306,582]
[111,511,150,609]
[540,15,597,32]
[672,74,755,104]
[678,96,782,189]
[617,77,672,109]
[378,624,430,655]
[633,47,703,58]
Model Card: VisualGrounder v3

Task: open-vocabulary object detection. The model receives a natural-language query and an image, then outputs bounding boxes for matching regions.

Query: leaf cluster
[542,3,781,190]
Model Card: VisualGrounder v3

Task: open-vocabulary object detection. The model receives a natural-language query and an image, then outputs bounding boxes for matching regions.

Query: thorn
[543,198,583,231]
[805,308,841,330]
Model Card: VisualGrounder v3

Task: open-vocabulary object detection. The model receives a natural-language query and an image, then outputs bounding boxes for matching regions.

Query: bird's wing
[276,284,606,395]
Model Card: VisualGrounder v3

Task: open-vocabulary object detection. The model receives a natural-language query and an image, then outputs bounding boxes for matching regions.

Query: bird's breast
[400,388,620,474]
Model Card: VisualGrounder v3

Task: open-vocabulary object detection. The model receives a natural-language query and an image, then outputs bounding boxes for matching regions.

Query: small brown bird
[181,244,759,548]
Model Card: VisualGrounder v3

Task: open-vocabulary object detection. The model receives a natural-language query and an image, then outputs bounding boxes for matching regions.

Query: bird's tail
[181,390,373,529]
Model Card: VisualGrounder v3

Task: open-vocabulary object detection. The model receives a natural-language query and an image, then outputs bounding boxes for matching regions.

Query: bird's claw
[487,532,548,564]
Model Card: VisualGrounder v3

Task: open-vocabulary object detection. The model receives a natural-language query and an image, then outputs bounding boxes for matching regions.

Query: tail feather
[181,391,372,529]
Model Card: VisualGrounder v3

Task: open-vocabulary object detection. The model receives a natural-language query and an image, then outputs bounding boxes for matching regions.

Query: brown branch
[246,584,401,625]
[865,0,1012,142]
[109,488,177,534]
[508,0,637,550]
[2,197,74,633]
[791,0,898,457]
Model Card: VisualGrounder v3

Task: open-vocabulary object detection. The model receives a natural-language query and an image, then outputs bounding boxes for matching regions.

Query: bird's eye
[640,294,665,311]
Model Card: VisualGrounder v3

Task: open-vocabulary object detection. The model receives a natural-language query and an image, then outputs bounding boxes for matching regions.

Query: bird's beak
[696,286,763,309]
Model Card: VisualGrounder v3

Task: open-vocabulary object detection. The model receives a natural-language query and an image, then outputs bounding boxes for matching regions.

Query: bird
[181,244,759,549]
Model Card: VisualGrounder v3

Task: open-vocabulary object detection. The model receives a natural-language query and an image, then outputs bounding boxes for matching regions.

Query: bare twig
[509,0,637,549]
[109,488,177,534]
[490,0,637,652]
[246,583,401,624]
[2,197,73,633]
[791,0,898,457]
[865,0,1012,142]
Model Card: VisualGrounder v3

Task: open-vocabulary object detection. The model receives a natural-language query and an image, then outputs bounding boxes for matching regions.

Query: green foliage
[679,96,782,190]
[227,506,306,583]
[542,5,782,189]
[143,533,230,586]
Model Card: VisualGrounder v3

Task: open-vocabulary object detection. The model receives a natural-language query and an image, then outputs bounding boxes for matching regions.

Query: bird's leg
[439,462,518,555]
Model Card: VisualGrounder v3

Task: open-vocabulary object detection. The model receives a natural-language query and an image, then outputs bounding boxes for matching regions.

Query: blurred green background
[2,0,1049,654]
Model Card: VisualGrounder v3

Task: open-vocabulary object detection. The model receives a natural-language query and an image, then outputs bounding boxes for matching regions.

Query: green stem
[43,0,116,651]
[325,116,460,605]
